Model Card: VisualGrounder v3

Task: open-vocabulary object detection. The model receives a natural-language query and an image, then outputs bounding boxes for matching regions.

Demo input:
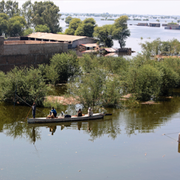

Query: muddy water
[1,18,180,179]
[1,92,180,180]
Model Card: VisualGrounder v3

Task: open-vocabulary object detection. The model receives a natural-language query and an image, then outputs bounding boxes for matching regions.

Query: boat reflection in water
[28,118,113,144]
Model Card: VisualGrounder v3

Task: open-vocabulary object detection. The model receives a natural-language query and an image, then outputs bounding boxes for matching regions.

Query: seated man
[50,107,57,118]
[77,109,82,116]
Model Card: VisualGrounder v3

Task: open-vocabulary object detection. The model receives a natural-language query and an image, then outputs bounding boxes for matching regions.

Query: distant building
[149,23,160,27]
[26,32,96,49]
[137,23,148,26]
[165,24,180,30]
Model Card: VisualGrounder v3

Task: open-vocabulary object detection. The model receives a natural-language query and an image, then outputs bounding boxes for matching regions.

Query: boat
[27,113,105,124]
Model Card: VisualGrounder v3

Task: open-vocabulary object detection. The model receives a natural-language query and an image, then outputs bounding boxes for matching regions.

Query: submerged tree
[112,15,130,48]
[93,24,113,47]
[75,18,96,37]
[65,16,73,24]
[65,18,82,35]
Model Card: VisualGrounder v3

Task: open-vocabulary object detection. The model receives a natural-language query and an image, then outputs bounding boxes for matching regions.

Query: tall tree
[112,15,130,48]
[93,24,113,47]
[35,24,50,33]
[31,1,61,33]
[21,0,33,29]
[0,13,8,35]
[75,18,96,37]
[7,15,26,37]
[0,0,20,17]
[65,18,81,35]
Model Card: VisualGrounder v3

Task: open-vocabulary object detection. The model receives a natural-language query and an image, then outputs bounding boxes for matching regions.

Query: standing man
[32,102,36,118]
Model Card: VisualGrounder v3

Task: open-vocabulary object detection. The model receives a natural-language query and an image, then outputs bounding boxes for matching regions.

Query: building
[0,37,68,72]
[77,43,99,51]
[165,24,180,30]
[149,23,160,27]
[137,23,148,26]
[26,32,96,49]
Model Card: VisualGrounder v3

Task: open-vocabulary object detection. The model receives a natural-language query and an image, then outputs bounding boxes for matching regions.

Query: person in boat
[32,102,36,118]
[50,107,57,118]
[77,109,82,116]
[88,107,93,116]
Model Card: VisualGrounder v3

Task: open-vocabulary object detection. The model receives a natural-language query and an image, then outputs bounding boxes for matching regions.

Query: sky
[16,0,180,16]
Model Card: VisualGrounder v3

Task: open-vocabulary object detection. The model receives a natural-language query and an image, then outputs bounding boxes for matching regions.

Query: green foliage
[31,1,61,33]
[75,18,96,37]
[23,27,33,36]
[0,13,8,35]
[93,24,113,47]
[126,64,162,101]
[0,0,20,17]
[49,51,80,83]
[21,0,32,29]
[65,16,73,24]
[35,24,50,33]
[65,18,82,35]
[68,68,122,108]
[79,54,97,73]
[141,38,180,57]
[157,63,179,95]
[112,15,130,48]
[0,67,50,106]
[7,15,26,36]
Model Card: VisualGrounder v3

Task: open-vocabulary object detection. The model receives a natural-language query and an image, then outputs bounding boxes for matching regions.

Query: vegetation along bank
[1,38,180,109]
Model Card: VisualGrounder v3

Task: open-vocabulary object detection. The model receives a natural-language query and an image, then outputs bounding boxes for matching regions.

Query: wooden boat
[27,113,105,124]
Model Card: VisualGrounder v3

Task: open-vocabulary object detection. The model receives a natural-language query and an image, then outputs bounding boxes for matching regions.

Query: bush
[49,51,80,83]
[126,64,162,101]
[2,67,50,106]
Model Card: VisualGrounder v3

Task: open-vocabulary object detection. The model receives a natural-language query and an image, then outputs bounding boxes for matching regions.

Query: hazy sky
[17,1,180,16]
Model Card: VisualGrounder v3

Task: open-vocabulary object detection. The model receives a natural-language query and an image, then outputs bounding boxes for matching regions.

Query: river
[1,16,180,180]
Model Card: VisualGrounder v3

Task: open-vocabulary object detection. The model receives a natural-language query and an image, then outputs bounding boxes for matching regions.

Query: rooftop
[28,32,87,42]
[4,40,59,45]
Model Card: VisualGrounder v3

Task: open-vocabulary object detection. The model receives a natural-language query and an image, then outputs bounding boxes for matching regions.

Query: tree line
[0,0,131,49]
[65,15,130,48]
[0,0,61,37]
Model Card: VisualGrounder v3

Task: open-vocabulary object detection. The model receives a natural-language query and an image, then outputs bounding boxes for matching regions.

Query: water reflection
[1,95,180,143]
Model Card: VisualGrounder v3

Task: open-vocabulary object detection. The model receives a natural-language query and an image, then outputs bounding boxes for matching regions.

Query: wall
[0,38,68,72]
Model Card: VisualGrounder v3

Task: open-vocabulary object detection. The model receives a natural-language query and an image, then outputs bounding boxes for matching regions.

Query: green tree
[21,0,33,29]
[23,27,33,36]
[75,18,96,37]
[126,64,162,101]
[0,13,8,35]
[35,24,50,33]
[49,51,80,83]
[7,15,26,36]
[1,66,50,106]
[0,0,20,17]
[65,18,82,35]
[112,15,130,48]
[65,16,73,24]
[93,24,113,47]
[31,1,61,33]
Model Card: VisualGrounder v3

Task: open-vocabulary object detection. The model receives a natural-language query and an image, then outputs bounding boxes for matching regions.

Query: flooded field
[1,91,180,180]
[1,17,180,180]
